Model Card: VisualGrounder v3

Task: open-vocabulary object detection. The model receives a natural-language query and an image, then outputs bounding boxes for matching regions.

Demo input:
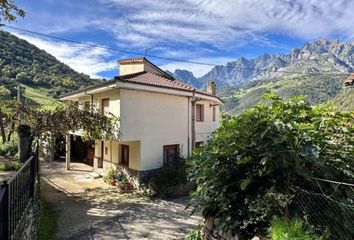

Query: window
[121,145,129,166]
[102,98,110,116]
[212,106,216,122]
[196,104,204,122]
[163,144,179,165]
[195,141,204,148]
[84,101,90,111]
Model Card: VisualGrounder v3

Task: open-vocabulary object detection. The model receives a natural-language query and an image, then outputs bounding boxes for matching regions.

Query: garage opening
[70,136,94,166]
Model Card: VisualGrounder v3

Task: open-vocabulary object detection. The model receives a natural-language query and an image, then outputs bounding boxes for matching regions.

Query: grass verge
[37,197,58,240]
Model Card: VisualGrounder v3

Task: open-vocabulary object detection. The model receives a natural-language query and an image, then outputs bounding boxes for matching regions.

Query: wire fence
[292,180,354,240]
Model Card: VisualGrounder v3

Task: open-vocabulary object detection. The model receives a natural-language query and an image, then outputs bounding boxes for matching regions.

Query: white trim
[61,81,222,104]
[87,84,116,94]
[116,81,193,97]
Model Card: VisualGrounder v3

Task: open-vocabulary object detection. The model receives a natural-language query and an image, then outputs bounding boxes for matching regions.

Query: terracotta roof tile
[344,74,354,86]
[118,57,145,63]
[118,72,195,91]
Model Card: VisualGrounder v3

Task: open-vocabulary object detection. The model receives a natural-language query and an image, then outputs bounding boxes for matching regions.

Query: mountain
[166,69,203,88]
[0,31,99,107]
[168,69,228,89]
[174,39,354,113]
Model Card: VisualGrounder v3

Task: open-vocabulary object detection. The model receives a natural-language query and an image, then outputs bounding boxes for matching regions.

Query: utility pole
[17,84,21,104]
[16,84,22,124]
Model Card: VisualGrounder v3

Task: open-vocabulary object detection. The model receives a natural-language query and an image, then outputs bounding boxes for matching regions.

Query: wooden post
[66,135,71,170]
[17,125,32,162]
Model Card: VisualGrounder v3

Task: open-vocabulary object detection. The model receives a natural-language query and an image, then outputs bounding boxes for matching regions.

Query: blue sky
[5,0,354,79]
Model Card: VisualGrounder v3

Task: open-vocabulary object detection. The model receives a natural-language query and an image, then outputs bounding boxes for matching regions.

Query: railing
[0,144,39,240]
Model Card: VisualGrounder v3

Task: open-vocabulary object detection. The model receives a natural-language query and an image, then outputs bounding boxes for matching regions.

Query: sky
[4,0,354,79]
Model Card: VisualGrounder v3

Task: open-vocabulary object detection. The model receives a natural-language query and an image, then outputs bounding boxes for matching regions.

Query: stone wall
[201,217,242,240]
[13,196,40,240]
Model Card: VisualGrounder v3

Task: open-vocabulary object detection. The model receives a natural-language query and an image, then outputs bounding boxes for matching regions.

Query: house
[60,57,222,182]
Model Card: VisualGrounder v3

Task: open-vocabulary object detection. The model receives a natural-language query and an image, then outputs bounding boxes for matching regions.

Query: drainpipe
[187,97,190,158]
[191,98,196,151]
[90,94,94,113]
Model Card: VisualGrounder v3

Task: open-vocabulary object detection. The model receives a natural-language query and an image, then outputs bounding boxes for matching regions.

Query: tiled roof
[117,71,195,91]
[344,74,354,86]
[118,57,146,64]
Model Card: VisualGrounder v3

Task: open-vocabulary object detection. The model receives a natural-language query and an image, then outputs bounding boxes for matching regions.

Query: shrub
[188,94,354,238]
[0,141,18,156]
[270,218,323,240]
[103,167,118,184]
[148,152,190,198]
[184,228,201,240]
[0,162,22,171]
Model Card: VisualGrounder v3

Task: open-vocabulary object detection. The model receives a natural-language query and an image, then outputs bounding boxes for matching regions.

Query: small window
[196,104,204,122]
[163,144,179,165]
[212,106,216,122]
[105,147,108,155]
[195,141,204,148]
[102,98,110,116]
[84,101,90,111]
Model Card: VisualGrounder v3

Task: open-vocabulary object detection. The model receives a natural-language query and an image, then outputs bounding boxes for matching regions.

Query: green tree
[0,0,25,22]
[188,94,354,238]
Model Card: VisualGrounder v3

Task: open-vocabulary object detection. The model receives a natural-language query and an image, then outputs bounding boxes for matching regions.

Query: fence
[292,180,354,240]
[0,144,39,240]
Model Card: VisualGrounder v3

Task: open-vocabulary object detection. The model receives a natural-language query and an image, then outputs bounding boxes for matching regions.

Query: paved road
[41,161,200,240]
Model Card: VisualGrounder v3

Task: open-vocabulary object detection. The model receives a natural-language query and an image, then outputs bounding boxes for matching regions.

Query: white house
[60,57,222,181]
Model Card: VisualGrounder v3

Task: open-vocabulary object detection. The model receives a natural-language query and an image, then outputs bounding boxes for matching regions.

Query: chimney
[207,82,216,95]
[118,57,147,76]
[118,57,173,78]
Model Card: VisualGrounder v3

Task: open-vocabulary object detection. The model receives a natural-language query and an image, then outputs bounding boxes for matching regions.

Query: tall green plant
[188,94,354,238]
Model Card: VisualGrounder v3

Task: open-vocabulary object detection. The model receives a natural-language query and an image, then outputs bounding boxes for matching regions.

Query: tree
[0,87,16,143]
[188,94,354,238]
[17,102,119,141]
[0,0,25,22]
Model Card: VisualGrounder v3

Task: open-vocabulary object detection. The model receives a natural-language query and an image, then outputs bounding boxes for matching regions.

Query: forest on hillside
[0,31,98,99]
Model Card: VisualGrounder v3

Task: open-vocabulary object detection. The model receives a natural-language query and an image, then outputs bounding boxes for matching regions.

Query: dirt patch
[41,161,201,239]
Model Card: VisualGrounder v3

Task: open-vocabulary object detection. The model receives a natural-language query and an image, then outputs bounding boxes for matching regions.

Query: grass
[0,162,22,171]
[22,84,61,110]
[270,218,323,240]
[37,197,58,240]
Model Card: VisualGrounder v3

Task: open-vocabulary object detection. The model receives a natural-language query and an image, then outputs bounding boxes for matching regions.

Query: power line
[1,24,353,76]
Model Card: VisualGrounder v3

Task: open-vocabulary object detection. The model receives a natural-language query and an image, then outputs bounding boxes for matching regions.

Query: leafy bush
[149,155,189,197]
[188,94,354,238]
[184,228,201,240]
[0,162,22,171]
[103,167,118,184]
[270,218,323,240]
[0,141,18,156]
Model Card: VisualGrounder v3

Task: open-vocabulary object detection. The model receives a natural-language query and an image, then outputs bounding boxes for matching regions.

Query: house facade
[60,57,222,180]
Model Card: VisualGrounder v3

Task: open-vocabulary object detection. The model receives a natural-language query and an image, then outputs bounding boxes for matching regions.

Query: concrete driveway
[41,161,201,239]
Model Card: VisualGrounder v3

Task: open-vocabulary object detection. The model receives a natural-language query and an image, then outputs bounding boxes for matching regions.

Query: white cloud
[12,33,117,79]
[102,0,354,48]
[9,0,354,78]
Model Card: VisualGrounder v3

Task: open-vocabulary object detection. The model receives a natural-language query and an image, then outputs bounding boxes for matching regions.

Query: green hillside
[0,31,99,107]
[221,74,354,114]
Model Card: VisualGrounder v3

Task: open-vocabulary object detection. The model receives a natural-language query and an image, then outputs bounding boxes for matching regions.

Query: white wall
[120,89,190,170]
[81,87,220,172]
[78,89,120,119]
[195,100,220,143]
